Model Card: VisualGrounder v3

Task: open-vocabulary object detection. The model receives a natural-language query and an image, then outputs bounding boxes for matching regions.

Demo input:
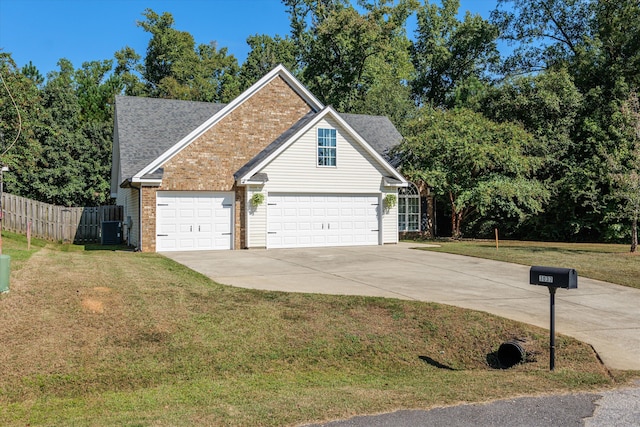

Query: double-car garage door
[267,194,380,248]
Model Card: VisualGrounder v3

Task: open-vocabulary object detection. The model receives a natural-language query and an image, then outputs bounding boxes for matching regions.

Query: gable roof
[235,106,406,185]
[131,65,323,183]
[113,65,405,188]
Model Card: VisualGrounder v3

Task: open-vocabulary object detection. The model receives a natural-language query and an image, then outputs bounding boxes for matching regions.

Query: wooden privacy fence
[1,193,123,244]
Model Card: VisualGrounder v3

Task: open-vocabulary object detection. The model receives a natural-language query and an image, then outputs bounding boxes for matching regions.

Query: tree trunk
[449,192,462,239]
[450,210,461,239]
[631,215,638,253]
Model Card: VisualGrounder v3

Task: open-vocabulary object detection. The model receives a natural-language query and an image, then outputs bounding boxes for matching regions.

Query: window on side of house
[317,128,336,167]
[398,183,420,232]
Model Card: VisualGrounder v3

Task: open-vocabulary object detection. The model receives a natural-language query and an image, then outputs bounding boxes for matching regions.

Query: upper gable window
[317,128,337,167]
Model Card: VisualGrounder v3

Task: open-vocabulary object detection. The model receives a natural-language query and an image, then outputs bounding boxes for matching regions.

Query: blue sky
[0,0,499,76]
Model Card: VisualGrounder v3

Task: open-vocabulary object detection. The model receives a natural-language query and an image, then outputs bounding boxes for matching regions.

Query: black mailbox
[529,266,577,289]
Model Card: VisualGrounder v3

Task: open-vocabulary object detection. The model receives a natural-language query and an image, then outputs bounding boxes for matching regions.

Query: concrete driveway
[164,243,640,371]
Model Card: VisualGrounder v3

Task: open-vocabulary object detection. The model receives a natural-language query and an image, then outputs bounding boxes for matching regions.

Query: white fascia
[132,65,324,182]
[382,177,408,188]
[130,177,162,186]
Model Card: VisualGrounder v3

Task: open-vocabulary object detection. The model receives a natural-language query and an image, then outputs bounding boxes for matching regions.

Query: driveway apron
[164,243,640,371]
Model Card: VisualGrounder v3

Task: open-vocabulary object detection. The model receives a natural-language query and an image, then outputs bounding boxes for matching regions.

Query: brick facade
[139,76,313,252]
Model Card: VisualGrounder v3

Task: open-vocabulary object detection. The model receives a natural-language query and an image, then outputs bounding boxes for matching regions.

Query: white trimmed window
[317,128,336,166]
[398,183,420,232]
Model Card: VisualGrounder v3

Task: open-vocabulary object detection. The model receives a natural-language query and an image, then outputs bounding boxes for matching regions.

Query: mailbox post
[529,266,578,371]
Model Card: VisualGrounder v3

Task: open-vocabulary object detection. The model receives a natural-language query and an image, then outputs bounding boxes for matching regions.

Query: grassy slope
[0,233,635,426]
[414,240,640,289]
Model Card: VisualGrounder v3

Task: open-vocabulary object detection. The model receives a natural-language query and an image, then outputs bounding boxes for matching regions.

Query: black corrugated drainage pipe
[498,340,526,368]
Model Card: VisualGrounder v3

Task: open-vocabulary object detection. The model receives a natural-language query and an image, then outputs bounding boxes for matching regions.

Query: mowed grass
[413,240,640,289]
[0,233,635,426]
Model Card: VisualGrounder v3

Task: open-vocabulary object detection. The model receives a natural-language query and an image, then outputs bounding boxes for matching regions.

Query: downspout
[245,186,250,249]
[131,185,141,252]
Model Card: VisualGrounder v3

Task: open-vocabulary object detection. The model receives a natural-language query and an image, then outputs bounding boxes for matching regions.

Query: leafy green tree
[480,69,588,239]
[75,60,122,123]
[606,90,640,252]
[2,58,116,206]
[411,0,499,108]
[192,42,241,103]
[397,107,549,238]
[0,53,42,199]
[491,0,593,74]
[136,9,241,102]
[240,34,298,89]
[114,46,146,96]
[28,59,86,205]
[489,0,640,241]
[137,9,198,93]
[284,0,417,112]
[21,61,44,86]
[351,24,416,129]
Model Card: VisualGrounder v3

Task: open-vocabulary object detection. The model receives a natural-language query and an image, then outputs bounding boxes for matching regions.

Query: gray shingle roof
[339,112,403,158]
[114,96,403,186]
[115,95,225,183]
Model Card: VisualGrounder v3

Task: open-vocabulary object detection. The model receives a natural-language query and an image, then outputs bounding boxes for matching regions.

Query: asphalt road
[303,381,640,427]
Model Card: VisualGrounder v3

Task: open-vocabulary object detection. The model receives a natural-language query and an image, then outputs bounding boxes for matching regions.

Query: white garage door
[267,194,380,249]
[156,191,233,252]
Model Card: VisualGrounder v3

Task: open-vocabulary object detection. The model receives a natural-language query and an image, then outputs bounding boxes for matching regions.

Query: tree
[75,60,122,123]
[411,0,499,108]
[480,69,588,239]
[488,0,640,241]
[351,23,416,129]
[135,9,241,102]
[284,0,417,112]
[21,61,44,86]
[397,107,549,238]
[491,0,593,74]
[0,53,42,200]
[114,46,146,96]
[240,34,298,89]
[607,90,640,252]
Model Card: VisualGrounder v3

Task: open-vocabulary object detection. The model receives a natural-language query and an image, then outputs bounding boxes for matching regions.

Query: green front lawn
[413,239,640,289]
[0,233,635,426]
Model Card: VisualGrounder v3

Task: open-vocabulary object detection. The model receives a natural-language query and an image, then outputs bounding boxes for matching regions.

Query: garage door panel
[267,194,379,249]
[157,192,233,252]
[199,223,212,233]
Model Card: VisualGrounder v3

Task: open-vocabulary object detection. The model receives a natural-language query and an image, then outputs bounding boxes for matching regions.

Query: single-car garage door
[156,191,233,252]
[267,194,380,248]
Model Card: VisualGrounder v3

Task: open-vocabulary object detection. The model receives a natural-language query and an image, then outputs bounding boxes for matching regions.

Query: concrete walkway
[164,243,640,371]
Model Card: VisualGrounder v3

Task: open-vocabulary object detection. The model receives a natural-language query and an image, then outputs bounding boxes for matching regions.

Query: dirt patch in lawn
[80,287,114,313]
[81,298,104,313]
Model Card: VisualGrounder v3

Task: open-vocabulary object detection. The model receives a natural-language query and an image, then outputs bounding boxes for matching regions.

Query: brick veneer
[140,76,313,252]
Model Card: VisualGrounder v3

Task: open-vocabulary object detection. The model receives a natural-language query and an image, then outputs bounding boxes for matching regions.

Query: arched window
[398,183,420,232]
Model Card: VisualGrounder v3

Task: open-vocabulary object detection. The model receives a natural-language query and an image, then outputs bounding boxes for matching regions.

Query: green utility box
[0,254,10,293]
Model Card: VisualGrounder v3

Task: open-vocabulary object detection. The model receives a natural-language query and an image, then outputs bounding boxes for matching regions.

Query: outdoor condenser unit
[101,221,122,245]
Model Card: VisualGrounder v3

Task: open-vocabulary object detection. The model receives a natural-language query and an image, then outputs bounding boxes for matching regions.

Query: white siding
[251,117,400,246]
[116,187,140,249]
[261,117,388,193]
[247,186,267,248]
[382,190,398,244]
